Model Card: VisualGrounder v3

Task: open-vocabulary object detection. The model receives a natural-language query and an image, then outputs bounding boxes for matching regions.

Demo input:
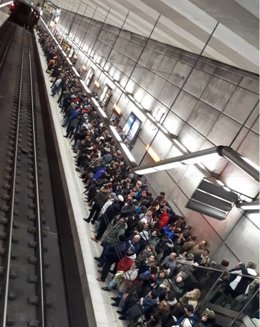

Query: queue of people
[37,26,259,327]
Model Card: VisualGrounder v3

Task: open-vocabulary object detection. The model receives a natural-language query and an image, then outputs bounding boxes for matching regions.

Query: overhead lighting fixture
[146,145,160,162]
[173,139,189,154]
[157,123,169,135]
[181,153,218,165]
[66,58,72,65]
[113,104,121,115]
[114,81,125,92]
[72,66,80,77]
[80,80,91,94]
[128,94,135,102]
[135,161,183,175]
[96,106,108,120]
[238,201,260,210]
[221,147,259,182]
[109,125,122,142]
[120,143,137,165]
[91,97,100,108]
[146,113,157,123]
[61,50,67,57]
[135,101,143,110]
[241,157,260,172]
[0,0,13,7]
[133,147,219,175]
[94,80,100,88]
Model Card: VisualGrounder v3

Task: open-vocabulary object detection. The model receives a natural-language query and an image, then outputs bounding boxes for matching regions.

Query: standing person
[91,195,125,242]
[51,77,62,96]
[83,185,111,224]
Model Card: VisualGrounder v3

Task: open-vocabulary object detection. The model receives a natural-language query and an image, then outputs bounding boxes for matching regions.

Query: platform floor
[35,32,127,327]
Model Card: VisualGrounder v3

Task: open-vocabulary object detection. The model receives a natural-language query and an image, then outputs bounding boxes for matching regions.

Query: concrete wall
[56,11,259,268]
[0,7,9,25]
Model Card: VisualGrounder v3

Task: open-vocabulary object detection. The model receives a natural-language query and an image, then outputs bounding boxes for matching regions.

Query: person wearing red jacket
[116,248,136,272]
[159,206,170,229]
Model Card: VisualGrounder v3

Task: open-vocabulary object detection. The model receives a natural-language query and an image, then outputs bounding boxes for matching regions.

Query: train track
[0,24,71,327]
[0,28,45,326]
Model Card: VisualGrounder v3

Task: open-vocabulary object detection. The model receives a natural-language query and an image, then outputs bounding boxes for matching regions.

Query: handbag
[118,279,133,293]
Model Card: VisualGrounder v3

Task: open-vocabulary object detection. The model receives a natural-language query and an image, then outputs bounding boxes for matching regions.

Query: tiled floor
[35,32,127,327]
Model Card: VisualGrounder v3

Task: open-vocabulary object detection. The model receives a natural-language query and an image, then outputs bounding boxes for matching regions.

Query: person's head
[147,254,155,263]
[186,288,201,300]
[183,304,194,317]
[169,252,177,261]
[132,234,141,243]
[126,245,135,256]
[247,261,257,270]
[221,259,230,267]
[202,249,210,256]
[158,270,167,279]
[199,240,207,248]
[175,276,183,284]
[202,308,216,321]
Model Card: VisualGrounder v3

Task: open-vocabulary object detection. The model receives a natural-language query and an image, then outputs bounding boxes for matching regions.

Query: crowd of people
[37,26,259,327]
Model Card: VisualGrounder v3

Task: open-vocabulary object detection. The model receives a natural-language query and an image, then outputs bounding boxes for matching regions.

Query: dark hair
[184,304,194,313]
[221,259,229,267]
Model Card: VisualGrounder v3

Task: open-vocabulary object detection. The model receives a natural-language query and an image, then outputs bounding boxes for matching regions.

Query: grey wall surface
[57,10,259,268]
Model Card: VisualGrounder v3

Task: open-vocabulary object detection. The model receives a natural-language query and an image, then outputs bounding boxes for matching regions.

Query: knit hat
[203,308,215,319]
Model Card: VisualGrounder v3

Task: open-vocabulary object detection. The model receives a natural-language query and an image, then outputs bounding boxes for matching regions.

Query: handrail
[175,260,259,280]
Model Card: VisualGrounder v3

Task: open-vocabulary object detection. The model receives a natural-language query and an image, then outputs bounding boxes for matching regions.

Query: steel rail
[28,43,46,327]
[1,33,25,327]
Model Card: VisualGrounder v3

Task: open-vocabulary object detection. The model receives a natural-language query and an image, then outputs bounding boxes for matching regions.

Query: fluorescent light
[146,113,157,123]
[135,167,159,175]
[221,147,259,182]
[91,97,100,108]
[109,126,122,142]
[242,157,260,172]
[157,123,169,135]
[94,80,100,88]
[80,80,91,93]
[135,101,143,110]
[181,153,217,165]
[114,81,125,92]
[120,143,136,164]
[113,104,121,115]
[223,186,231,192]
[61,50,67,57]
[72,67,80,77]
[133,147,218,175]
[239,194,253,203]
[67,58,72,65]
[0,1,12,8]
[96,106,108,119]
[173,140,189,153]
[216,180,224,186]
[239,201,260,210]
[146,145,160,162]
[135,162,183,175]
[128,94,135,102]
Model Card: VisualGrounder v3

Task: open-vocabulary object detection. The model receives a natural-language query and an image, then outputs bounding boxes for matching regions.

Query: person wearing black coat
[91,195,125,241]
[84,186,110,224]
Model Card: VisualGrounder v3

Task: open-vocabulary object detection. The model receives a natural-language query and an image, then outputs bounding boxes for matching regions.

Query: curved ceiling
[53,0,259,74]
